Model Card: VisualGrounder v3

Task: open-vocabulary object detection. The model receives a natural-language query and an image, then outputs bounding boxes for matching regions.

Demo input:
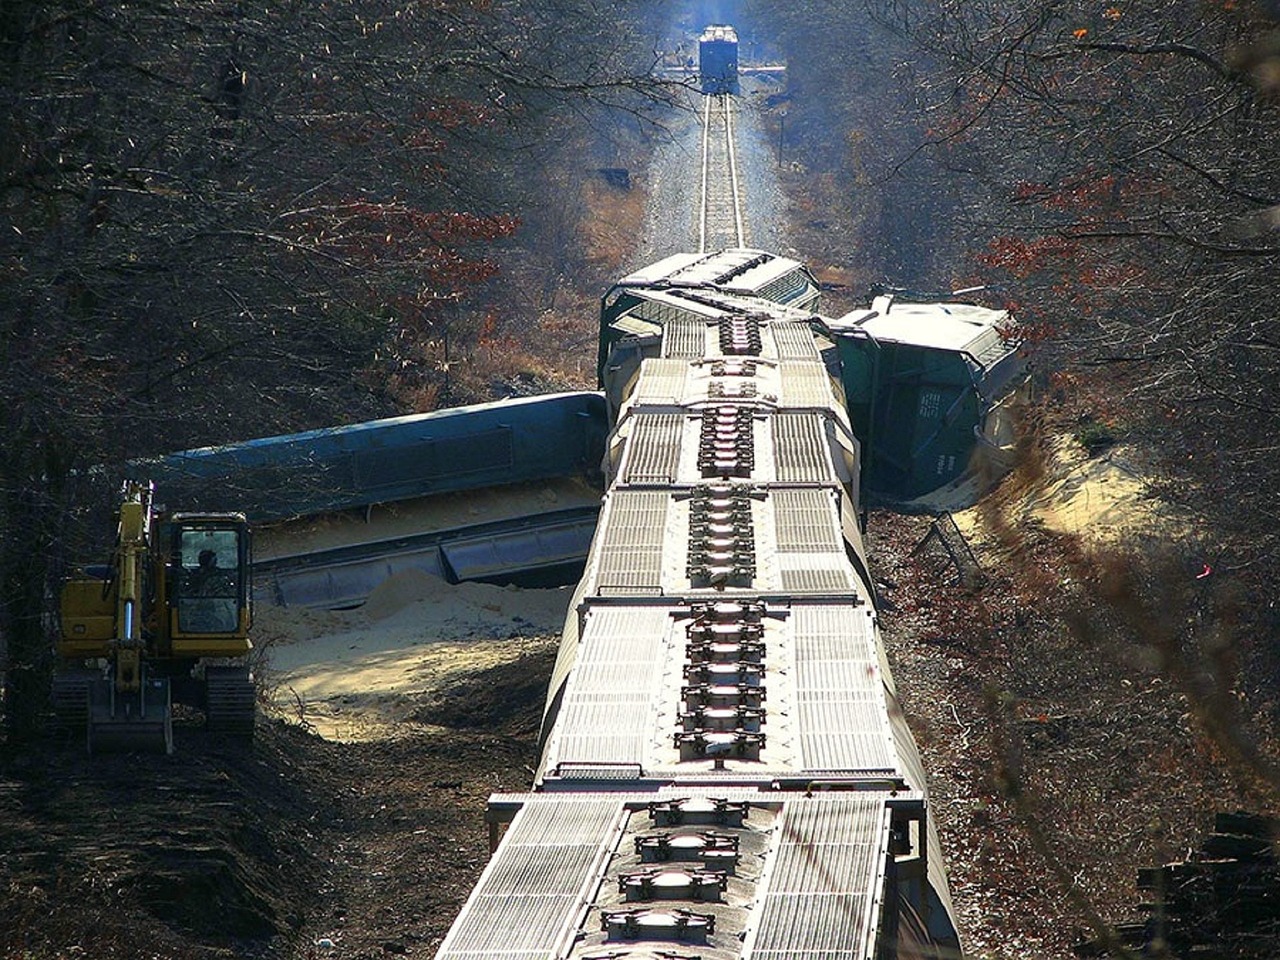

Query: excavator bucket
[87,676,174,755]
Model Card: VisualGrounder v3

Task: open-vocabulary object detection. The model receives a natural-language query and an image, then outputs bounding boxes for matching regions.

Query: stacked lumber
[1080,811,1280,958]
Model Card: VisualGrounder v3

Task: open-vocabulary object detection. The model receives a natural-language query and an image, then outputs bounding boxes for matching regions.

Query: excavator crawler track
[205,665,256,737]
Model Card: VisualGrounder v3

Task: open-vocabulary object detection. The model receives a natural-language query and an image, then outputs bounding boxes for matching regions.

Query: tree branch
[1044,40,1233,80]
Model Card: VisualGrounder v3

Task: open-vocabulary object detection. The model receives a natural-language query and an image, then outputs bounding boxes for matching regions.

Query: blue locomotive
[699,24,739,94]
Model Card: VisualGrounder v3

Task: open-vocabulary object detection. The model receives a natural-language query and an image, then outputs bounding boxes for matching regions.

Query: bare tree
[0,0,683,743]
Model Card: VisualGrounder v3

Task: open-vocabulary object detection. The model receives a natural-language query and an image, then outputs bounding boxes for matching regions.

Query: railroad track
[698,93,745,252]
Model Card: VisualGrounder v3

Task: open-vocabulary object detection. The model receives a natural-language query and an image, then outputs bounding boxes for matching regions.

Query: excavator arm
[111,486,150,695]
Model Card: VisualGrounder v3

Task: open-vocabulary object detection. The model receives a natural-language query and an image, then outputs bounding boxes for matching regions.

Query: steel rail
[698,94,712,253]
[724,95,745,248]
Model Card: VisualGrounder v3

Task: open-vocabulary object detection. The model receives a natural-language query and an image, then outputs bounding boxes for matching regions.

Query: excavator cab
[165,518,252,652]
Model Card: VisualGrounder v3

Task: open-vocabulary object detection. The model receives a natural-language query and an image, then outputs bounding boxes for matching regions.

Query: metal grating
[624,413,685,483]
[553,763,642,780]
[595,491,669,591]
[771,412,834,484]
[634,295,714,328]
[575,657,662,691]
[662,319,710,358]
[780,362,835,408]
[635,359,690,405]
[791,606,877,676]
[779,568,855,592]
[555,701,652,762]
[796,702,898,773]
[552,606,674,766]
[749,797,890,960]
[754,268,815,307]
[771,489,841,553]
[482,844,602,897]
[514,799,621,842]
[434,799,618,959]
[794,656,880,691]
[792,607,875,666]
[769,321,822,360]
[791,607,899,775]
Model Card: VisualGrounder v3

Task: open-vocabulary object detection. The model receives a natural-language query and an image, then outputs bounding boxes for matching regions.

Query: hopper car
[132,392,606,524]
[432,248,962,960]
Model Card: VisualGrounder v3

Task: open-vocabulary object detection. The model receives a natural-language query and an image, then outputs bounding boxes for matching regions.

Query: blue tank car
[699,24,739,94]
[131,391,607,523]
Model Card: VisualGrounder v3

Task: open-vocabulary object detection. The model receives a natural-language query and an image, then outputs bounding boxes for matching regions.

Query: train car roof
[164,390,602,455]
[610,408,855,488]
[620,252,708,284]
[537,598,906,785]
[615,249,811,296]
[434,790,912,960]
[699,24,739,44]
[857,299,1013,368]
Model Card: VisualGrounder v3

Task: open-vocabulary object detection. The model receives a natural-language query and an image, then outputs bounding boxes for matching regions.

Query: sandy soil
[952,436,1190,549]
[254,570,573,742]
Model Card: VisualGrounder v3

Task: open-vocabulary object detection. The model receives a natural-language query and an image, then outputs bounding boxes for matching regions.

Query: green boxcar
[826,296,1027,501]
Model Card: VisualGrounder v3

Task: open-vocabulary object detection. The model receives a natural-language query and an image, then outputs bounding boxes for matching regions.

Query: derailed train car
[432,249,962,960]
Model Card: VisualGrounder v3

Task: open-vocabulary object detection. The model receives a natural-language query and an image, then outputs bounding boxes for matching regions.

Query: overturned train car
[432,249,962,960]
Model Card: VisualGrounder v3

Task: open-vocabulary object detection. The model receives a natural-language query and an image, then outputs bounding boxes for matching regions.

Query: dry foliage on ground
[870,424,1280,959]
[0,650,552,960]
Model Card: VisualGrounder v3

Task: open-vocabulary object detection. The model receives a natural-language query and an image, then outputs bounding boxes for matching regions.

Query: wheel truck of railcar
[53,479,255,753]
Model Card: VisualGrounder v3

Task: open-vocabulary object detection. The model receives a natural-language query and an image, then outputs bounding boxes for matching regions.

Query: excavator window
[174,528,242,633]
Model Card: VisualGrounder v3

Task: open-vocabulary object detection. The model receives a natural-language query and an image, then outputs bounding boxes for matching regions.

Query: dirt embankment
[874,435,1279,959]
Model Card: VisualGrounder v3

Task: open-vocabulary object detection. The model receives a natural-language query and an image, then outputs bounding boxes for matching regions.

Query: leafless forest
[3,1,1280,957]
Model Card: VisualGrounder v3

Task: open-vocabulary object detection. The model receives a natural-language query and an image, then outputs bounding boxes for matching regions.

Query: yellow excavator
[53,479,255,753]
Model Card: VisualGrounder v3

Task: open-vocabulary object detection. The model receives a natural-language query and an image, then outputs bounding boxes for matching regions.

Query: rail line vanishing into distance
[699,93,746,253]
